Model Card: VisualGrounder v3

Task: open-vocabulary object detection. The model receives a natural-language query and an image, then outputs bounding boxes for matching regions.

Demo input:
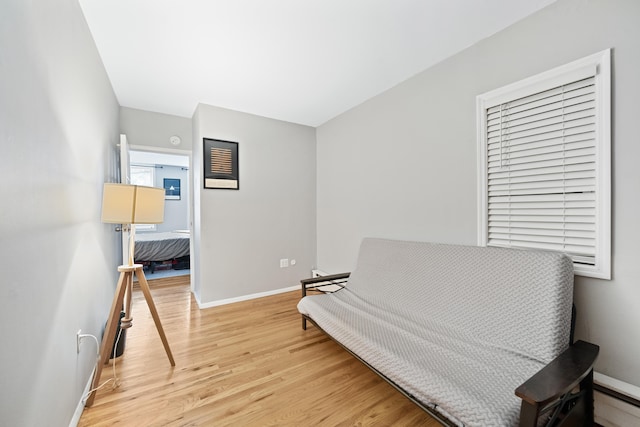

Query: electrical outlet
[77,329,82,354]
[280,258,289,268]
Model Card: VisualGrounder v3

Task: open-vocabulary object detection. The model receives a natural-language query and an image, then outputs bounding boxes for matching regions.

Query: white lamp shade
[101,183,165,224]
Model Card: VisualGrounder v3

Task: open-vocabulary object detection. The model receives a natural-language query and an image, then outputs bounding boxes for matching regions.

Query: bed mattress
[134,231,190,261]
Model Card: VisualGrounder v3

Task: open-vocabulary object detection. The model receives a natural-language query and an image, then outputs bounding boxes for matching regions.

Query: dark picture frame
[163,178,181,200]
[203,138,239,190]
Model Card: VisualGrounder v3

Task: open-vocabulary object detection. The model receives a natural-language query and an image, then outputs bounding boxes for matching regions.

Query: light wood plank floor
[79,276,439,426]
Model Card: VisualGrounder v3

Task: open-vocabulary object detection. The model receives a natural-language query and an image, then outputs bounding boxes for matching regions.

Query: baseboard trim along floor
[195,285,299,309]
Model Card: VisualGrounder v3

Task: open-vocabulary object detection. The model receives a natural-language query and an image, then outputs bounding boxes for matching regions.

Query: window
[130,164,154,187]
[130,164,157,232]
[477,50,611,279]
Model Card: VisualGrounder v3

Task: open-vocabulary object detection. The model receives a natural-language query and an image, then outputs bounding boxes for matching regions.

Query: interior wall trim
[195,285,299,309]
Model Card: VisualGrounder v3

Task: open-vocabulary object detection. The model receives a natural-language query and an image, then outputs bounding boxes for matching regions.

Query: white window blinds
[486,76,596,265]
[477,49,610,279]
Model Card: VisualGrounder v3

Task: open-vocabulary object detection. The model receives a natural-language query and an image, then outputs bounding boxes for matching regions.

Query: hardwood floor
[78,276,439,426]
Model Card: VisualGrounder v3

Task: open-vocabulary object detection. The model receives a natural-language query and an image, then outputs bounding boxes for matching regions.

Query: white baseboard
[69,368,95,427]
[196,285,299,309]
[594,372,640,427]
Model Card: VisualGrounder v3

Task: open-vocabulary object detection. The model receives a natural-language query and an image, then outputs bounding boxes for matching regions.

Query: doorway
[128,146,193,287]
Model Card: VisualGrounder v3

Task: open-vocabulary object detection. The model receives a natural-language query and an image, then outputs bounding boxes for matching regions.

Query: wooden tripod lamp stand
[85,183,175,407]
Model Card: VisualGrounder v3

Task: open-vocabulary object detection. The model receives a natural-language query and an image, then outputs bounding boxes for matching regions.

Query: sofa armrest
[301,272,351,296]
[301,272,351,287]
[300,273,350,330]
[516,340,599,405]
[515,340,599,426]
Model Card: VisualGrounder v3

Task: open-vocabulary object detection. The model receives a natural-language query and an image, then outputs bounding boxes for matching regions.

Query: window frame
[476,49,611,279]
[130,164,158,232]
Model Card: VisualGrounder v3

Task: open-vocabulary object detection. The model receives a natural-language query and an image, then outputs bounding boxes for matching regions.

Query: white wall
[120,106,193,151]
[192,104,316,304]
[0,0,120,425]
[317,0,640,387]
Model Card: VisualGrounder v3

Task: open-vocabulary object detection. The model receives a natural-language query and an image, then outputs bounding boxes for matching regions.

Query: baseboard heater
[594,372,640,408]
[595,384,640,408]
[593,373,640,426]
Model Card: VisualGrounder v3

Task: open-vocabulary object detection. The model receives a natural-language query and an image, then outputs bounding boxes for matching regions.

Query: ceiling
[79,0,556,127]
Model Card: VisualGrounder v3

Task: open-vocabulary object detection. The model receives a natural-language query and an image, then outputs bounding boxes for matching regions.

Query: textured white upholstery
[298,238,574,426]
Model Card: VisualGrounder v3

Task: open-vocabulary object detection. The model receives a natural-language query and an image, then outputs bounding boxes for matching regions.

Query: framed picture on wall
[164,178,181,200]
[203,138,239,190]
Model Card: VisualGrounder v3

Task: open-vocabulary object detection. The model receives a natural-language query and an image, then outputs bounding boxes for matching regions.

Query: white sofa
[298,238,599,427]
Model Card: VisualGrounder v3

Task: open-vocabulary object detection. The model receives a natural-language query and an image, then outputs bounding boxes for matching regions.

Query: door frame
[128,143,195,292]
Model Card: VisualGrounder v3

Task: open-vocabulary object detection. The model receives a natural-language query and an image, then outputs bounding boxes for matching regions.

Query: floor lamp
[85,183,175,407]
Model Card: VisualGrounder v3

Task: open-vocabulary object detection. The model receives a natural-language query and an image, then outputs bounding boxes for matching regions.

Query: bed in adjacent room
[134,230,190,272]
